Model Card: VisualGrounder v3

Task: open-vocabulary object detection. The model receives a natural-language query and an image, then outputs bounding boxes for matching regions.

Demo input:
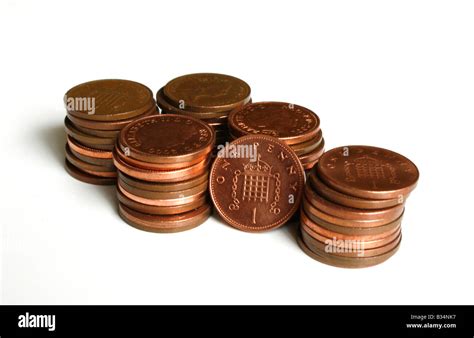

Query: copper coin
[156,88,232,119]
[290,130,323,156]
[119,114,215,164]
[302,206,403,236]
[228,102,321,145]
[118,203,210,233]
[117,188,207,215]
[301,210,400,242]
[113,151,210,182]
[163,73,251,113]
[118,171,208,192]
[65,79,154,121]
[118,180,208,205]
[64,117,115,146]
[65,159,115,185]
[74,124,121,138]
[317,146,419,200]
[115,139,210,170]
[298,138,325,164]
[65,144,116,176]
[297,235,401,268]
[301,227,402,258]
[66,105,157,131]
[302,197,400,228]
[68,144,115,168]
[67,136,112,159]
[209,134,305,232]
[304,185,404,221]
[308,170,404,209]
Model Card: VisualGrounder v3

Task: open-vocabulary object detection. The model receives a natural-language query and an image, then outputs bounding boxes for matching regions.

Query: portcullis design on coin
[209,134,305,232]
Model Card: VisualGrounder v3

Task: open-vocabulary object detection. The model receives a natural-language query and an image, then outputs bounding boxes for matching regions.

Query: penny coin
[290,130,323,156]
[317,146,419,200]
[64,117,115,146]
[302,207,403,236]
[67,136,112,159]
[118,203,210,233]
[119,178,207,200]
[117,188,207,215]
[68,144,115,168]
[65,79,154,121]
[298,138,325,165]
[228,102,320,145]
[119,114,215,164]
[304,185,404,221]
[115,139,209,170]
[163,73,251,113]
[209,134,305,232]
[156,88,232,119]
[113,151,210,182]
[302,198,401,228]
[297,235,401,268]
[118,171,209,192]
[308,170,404,209]
[74,124,121,138]
[301,227,402,258]
[65,144,116,175]
[65,159,115,185]
[66,105,157,131]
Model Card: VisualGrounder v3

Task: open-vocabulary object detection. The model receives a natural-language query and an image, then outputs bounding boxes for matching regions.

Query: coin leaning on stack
[298,146,419,268]
[156,73,252,152]
[64,79,157,185]
[113,114,215,233]
[228,102,325,171]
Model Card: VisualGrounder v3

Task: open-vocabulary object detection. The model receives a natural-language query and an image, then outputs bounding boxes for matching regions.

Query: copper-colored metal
[65,159,115,185]
[65,144,116,175]
[163,73,251,113]
[67,136,112,159]
[68,145,114,168]
[304,185,404,221]
[119,114,215,164]
[74,124,121,138]
[65,79,154,121]
[209,134,305,232]
[308,170,404,209]
[117,182,207,207]
[118,203,211,233]
[228,102,321,145]
[118,171,209,192]
[64,117,115,146]
[297,235,401,268]
[117,188,207,215]
[119,178,207,200]
[317,146,419,200]
[298,138,325,164]
[290,130,323,156]
[113,151,210,182]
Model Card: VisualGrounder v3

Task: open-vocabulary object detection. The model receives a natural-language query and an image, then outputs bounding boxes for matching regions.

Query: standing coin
[209,134,305,232]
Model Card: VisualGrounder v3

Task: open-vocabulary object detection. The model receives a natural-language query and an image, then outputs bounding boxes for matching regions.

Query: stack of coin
[64,79,157,185]
[209,134,305,232]
[228,102,324,170]
[298,146,419,268]
[156,73,252,150]
[113,114,214,233]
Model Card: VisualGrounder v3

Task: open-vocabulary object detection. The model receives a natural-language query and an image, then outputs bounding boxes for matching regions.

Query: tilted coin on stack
[228,102,324,171]
[156,73,252,151]
[209,134,305,232]
[113,114,215,233]
[299,146,419,268]
[64,79,157,185]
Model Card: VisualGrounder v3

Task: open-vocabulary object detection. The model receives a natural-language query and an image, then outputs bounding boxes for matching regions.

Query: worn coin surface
[317,146,419,200]
[209,134,305,232]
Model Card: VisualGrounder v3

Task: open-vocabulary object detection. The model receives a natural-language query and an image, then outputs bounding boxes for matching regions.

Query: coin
[117,188,207,215]
[297,235,401,268]
[74,124,121,138]
[317,146,419,200]
[209,134,305,232]
[290,130,323,156]
[162,73,251,113]
[119,114,215,164]
[64,117,116,146]
[66,136,112,159]
[308,170,404,209]
[118,171,209,192]
[304,185,404,221]
[65,79,154,121]
[118,178,208,200]
[118,203,211,233]
[228,102,320,145]
[65,144,116,175]
[65,159,115,185]
[68,144,114,168]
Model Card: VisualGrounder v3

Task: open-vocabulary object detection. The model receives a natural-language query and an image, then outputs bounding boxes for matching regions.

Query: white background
[1,0,473,305]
